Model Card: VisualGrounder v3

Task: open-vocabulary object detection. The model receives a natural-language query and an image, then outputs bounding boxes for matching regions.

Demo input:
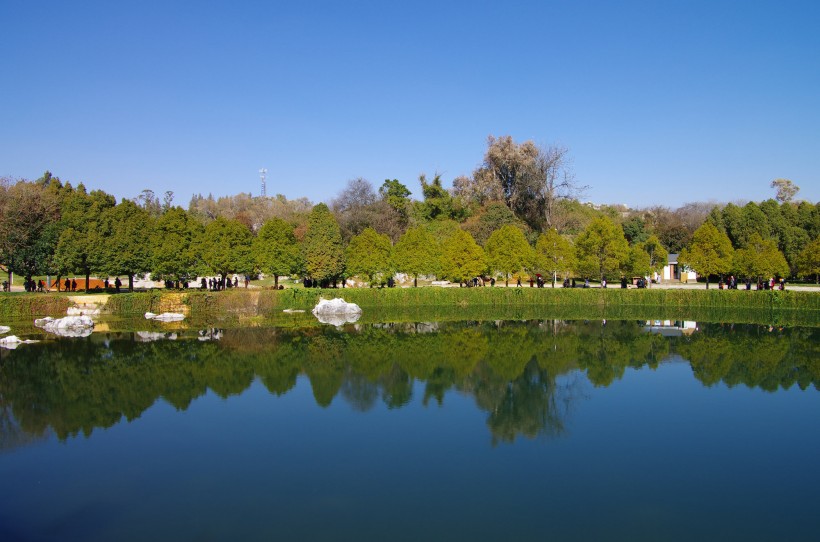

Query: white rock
[144,312,186,322]
[0,325,10,335]
[34,315,95,337]
[312,297,362,326]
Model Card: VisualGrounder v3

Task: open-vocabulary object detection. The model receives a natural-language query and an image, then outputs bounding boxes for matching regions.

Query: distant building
[662,253,697,283]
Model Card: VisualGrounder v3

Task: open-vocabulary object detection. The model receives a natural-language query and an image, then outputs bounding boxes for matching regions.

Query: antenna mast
[259,168,267,197]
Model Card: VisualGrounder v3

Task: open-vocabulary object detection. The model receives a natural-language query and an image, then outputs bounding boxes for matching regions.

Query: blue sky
[2,0,818,208]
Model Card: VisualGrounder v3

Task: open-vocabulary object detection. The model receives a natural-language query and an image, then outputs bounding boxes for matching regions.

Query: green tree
[98,200,153,291]
[393,226,440,287]
[197,217,254,279]
[461,202,526,247]
[378,179,412,217]
[639,234,668,284]
[485,225,534,286]
[733,233,789,281]
[415,173,467,222]
[679,222,734,288]
[621,215,648,245]
[54,184,116,292]
[152,207,202,281]
[439,229,485,285]
[575,217,629,282]
[534,228,575,287]
[303,203,345,283]
[345,227,393,286]
[626,245,652,278]
[796,237,820,282]
[253,217,300,287]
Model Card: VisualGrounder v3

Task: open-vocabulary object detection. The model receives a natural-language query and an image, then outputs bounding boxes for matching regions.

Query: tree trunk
[552,272,556,288]
[274,275,279,288]
[56,274,61,292]
[705,277,709,289]
[505,273,509,287]
[414,275,418,287]
[128,274,134,292]
[85,271,91,293]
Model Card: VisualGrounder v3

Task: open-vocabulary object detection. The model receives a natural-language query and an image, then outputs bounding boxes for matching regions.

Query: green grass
[2,286,818,325]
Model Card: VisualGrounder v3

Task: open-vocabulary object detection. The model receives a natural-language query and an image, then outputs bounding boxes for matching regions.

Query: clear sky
[2,0,818,208]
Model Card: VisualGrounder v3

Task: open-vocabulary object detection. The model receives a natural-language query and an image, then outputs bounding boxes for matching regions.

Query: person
[64,278,71,291]
[491,277,495,287]
[601,279,607,288]
[201,277,207,290]
[114,277,122,293]
[104,278,110,290]
[517,277,522,287]
[780,278,785,290]
[584,278,589,288]
[621,277,627,289]
[244,275,249,288]
[38,279,45,292]
[2,280,8,292]
[234,276,239,288]
[71,279,77,292]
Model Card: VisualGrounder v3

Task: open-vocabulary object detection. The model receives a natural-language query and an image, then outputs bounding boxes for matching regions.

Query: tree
[771,178,799,203]
[485,225,534,286]
[626,245,651,278]
[197,217,254,279]
[152,207,202,281]
[345,227,393,286]
[415,173,466,222]
[331,178,378,242]
[439,229,485,285]
[98,200,153,291]
[378,179,412,217]
[574,217,629,282]
[393,226,440,287]
[621,215,648,245]
[465,135,582,231]
[0,179,61,285]
[535,229,575,287]
[303,203,345,283]
[733,233,789,281]
[54,184,116,292]
[253,217,300,287]
[461,202,526,247]
[639,235,668,283]
[679,222,734,288]
[796,237,820,283]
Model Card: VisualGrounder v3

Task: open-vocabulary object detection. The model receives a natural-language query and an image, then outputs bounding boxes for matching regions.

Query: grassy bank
[2,287,818,326]
[0,293,71,319]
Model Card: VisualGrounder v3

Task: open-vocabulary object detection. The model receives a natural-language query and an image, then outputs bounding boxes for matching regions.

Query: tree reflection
[0,320,817,447]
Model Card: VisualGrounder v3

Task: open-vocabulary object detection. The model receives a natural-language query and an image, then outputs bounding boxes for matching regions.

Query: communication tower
[259,168,267,197]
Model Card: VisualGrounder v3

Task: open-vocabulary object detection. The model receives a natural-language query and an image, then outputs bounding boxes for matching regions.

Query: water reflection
[0,321,817,449]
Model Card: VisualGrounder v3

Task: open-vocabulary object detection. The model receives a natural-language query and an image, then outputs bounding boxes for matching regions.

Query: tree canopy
[679,222,734,288]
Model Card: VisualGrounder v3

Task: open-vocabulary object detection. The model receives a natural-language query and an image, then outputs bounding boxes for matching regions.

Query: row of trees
[2,136,818,289]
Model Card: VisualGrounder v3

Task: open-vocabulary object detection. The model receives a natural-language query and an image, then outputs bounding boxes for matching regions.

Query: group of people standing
[199,275,245,291]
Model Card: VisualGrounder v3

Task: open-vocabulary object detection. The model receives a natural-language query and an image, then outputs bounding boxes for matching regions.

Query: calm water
[1,320,818,541]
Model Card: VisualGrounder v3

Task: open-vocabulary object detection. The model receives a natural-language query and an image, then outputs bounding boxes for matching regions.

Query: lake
[1,318,818,541]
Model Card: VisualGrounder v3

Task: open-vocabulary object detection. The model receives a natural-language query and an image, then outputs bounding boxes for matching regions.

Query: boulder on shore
[0,325,11,335]
[33,315,94,338]
[312,297,362,326]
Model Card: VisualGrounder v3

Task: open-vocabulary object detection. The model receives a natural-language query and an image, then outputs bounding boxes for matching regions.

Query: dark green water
[1,319,818,541]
